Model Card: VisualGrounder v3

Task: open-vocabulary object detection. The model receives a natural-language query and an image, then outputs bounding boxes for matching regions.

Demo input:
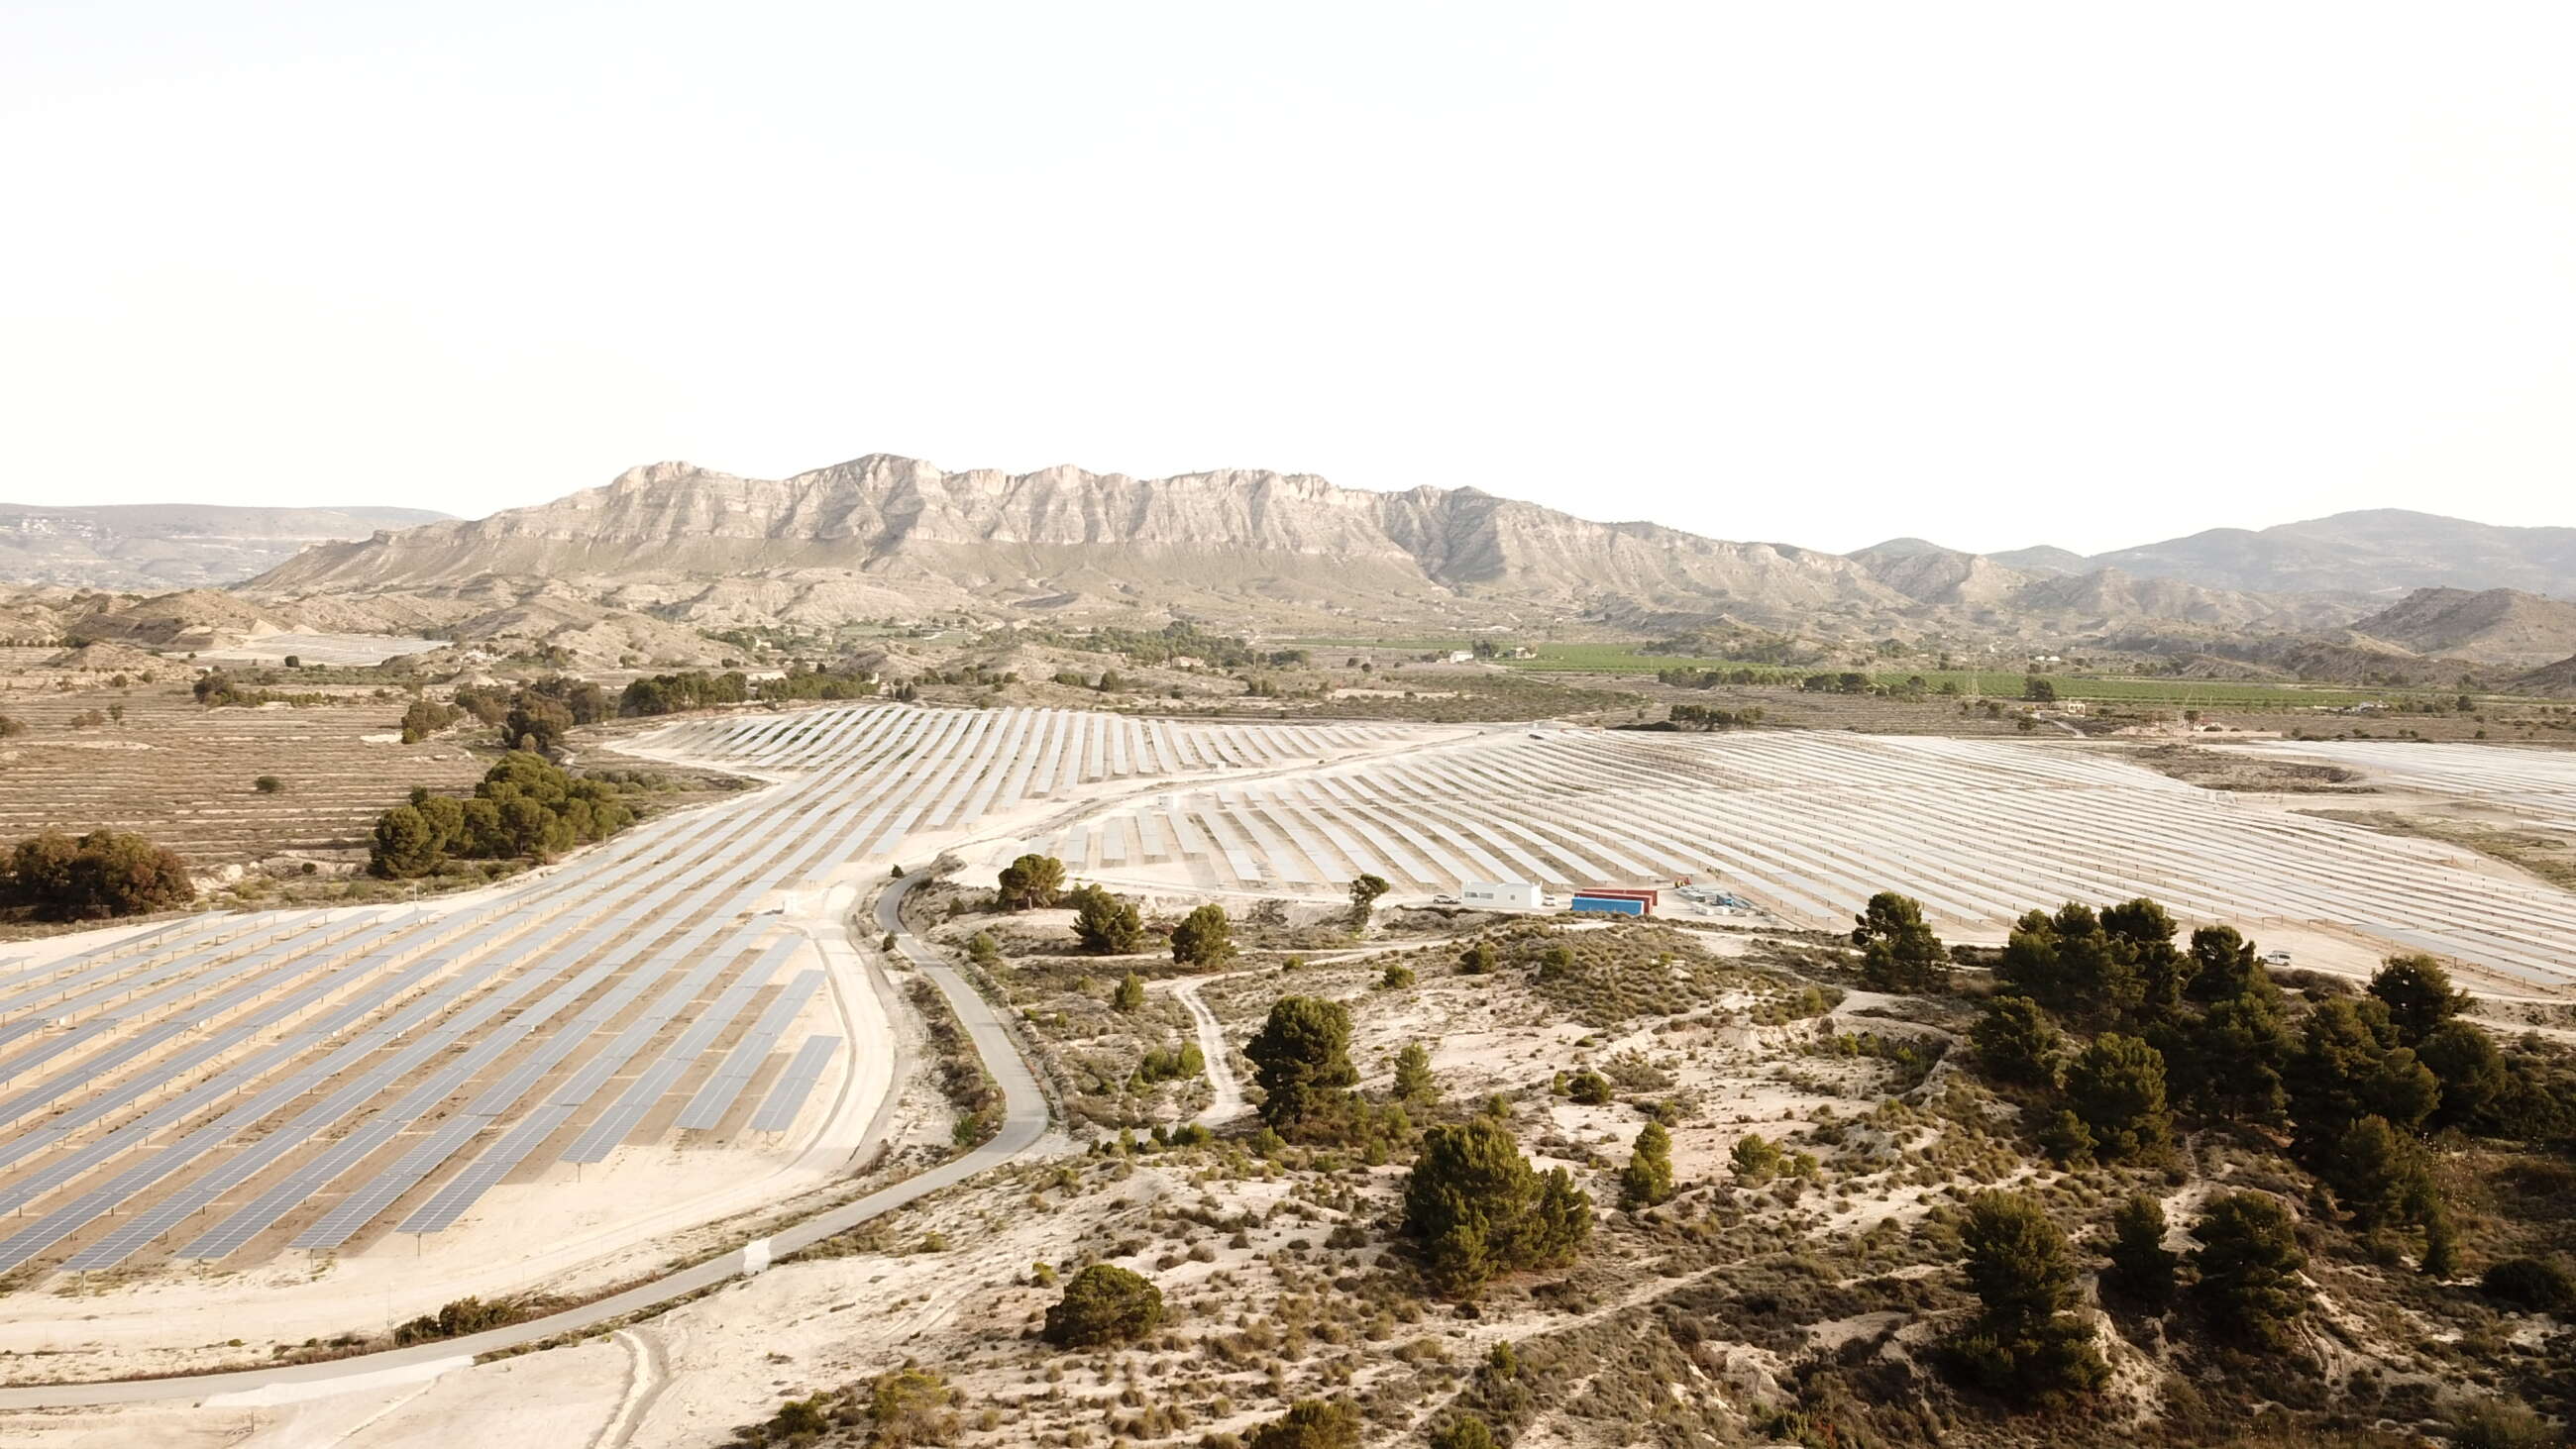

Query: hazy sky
[6,4,2572,554]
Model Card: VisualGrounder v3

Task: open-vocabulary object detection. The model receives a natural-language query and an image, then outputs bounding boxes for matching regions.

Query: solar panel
[677,970,824,1131]
[749,1035,842,1133]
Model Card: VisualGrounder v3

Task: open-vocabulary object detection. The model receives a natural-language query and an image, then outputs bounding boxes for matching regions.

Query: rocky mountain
[0,503,448,591]
[2065,509,2576,600]
[2346,586,2576,666]
[214,456,2566,677]
[249,455,1911,628]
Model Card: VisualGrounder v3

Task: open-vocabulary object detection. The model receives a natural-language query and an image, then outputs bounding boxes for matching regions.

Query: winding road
[0,872,1053,1411]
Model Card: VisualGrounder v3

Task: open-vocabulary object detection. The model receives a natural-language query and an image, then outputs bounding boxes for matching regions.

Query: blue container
[1568,894,1647,916]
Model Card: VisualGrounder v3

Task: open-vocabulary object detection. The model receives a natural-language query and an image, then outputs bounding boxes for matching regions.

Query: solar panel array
[1029,729,2576,988]
[0,703,1433,1274]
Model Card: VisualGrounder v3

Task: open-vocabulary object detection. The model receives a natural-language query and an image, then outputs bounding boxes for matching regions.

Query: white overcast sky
[5,3,2572,554]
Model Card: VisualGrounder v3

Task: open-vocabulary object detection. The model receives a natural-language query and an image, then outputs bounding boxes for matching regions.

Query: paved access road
[0,872,1051,1410]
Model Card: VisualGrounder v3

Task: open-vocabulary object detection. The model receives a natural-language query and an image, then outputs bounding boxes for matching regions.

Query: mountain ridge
[248,454,1912,627]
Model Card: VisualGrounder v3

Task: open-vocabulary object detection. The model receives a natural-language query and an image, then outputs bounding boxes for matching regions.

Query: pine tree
[1392,1042,1438,1109]
[1621,1120,1675,1208]
[995,853,1066,910]
[2104,1194,2178,1307]
[1112,971,1146,1014]
[2369,954,2468,1048]
[1944,1190,2108,1404]
[1247,996,1357,1135]
[1069,885,1144,955]
[1347,874,1391,930]
[2193,1192,2308,1352]
[1852,891,1951,992]
[1171,903,1235,967]
[1971,995,2060,1087]
[2063,1033,2172,1163]
[1404,1117,1592,1296]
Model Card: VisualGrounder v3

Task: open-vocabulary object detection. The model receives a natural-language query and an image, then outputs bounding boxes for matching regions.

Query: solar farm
[2234,739,2576,837]
[0,705,1438,1302]
[1017,724,2576,991]
[0,703,2568,1335]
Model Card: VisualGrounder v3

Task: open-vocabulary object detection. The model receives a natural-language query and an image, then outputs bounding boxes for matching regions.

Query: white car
[2260,950,2294,967]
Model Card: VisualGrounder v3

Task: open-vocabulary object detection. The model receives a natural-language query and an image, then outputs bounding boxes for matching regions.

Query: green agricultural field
[1282,638,2513,710]
[1487,645,2425,708]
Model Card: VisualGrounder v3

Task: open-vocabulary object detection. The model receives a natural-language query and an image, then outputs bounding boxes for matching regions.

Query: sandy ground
[191,634,446,668]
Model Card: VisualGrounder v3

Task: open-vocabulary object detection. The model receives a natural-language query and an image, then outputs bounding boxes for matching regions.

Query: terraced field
[0,670,483,868]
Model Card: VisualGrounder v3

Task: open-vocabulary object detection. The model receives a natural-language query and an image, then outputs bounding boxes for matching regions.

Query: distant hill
[2084,509,2576,599]
[1986,544,2091,577]
[2347,586,2576,666]
[1845,538,2029,608]
[1847,540,2362,630]
[2516,653,2576,696]
[0,503,450,590]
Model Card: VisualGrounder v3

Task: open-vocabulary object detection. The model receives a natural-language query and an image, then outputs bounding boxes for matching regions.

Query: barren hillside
[2348,586,2576,666]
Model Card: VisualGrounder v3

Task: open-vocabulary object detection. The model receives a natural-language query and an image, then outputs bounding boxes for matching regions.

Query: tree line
[370,752,635,879]
[1,829,192,921]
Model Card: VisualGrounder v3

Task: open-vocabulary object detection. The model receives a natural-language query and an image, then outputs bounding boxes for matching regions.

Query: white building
[1460,880,1542,910]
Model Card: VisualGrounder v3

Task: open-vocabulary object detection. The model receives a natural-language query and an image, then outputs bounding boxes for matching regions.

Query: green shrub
[1042,1263,1165,1347]
[2480,1256,2574,1312]
[1247,1398,1361,1449]
[1732,1134,1782,1185]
